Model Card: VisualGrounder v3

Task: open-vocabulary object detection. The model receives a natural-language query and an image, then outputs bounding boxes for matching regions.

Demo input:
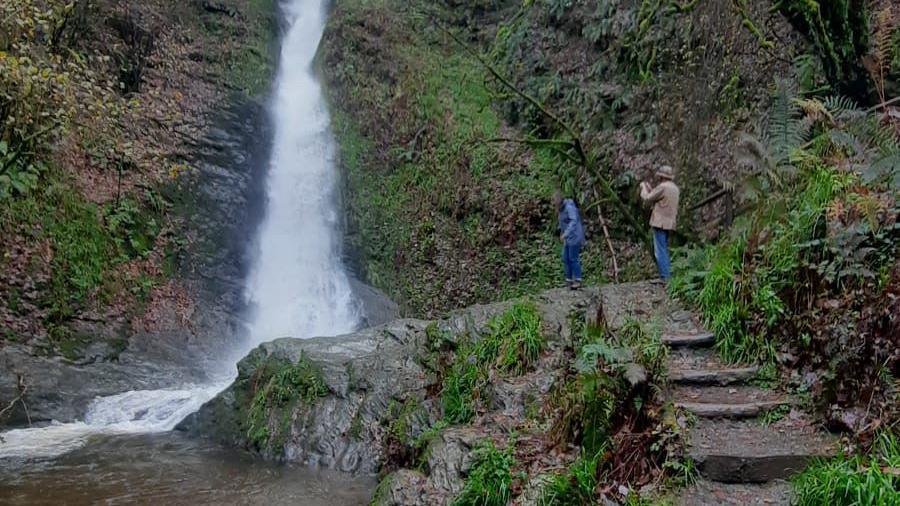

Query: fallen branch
[483,137,581,164]
[589,188,620,282]
[690,187,730,211]
[865,95,900,113]
[0,374,30,426]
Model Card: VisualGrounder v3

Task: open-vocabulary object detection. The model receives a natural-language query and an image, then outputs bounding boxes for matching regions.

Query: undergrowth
[542,318,681,504]
[538,449,603,506]
[670,84,899,368]
[792,432,900,505]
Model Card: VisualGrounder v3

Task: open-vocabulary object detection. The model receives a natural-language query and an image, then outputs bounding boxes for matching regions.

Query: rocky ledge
[177,286,611,475]
[177,281,688,506]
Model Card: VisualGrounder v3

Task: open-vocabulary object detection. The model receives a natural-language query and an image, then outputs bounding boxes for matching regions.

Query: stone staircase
[661,316,838,505]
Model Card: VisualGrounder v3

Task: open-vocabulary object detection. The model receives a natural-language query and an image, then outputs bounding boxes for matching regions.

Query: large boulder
[177,319,434,473]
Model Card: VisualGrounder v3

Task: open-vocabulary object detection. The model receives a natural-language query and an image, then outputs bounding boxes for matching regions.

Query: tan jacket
[641,180,680,230]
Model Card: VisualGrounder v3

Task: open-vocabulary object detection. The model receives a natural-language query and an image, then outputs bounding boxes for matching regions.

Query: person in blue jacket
[553,190,585,289]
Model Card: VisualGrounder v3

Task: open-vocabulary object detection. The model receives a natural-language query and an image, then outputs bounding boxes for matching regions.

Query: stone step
[661,331,715,348]
[676,401,788,419]
[670,366,760,386]
[667,346,745,372]
[677,479,792,505]
[672,385,790,418]
[688,418,838,483]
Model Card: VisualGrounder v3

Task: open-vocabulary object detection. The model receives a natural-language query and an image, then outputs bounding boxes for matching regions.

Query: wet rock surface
[179,318,434,473]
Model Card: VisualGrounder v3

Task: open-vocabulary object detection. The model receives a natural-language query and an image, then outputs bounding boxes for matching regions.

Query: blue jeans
[653,227,671,280]
[562,243,582,281]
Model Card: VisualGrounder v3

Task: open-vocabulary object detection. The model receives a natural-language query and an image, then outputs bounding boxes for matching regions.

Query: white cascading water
[243,0,358,348]
[0,0,357,460]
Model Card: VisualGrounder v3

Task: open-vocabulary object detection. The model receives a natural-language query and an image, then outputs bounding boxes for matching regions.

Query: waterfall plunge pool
[0,431,374,505]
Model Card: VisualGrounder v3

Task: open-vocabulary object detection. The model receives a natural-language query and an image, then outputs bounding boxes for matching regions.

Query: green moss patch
[243,352,328,453]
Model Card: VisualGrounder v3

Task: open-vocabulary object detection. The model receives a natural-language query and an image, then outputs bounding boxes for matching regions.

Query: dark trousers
[653,227,671,280]
[562,243,582,281]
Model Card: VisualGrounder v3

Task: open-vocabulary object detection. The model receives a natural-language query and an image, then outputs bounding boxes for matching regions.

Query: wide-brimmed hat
[655,165,675,180]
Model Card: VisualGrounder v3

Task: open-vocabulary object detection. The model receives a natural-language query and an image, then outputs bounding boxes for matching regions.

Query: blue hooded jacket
[558,199,585,246]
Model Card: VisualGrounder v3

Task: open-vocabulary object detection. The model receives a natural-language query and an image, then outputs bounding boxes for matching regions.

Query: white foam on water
[0,383,227,460]
[0,0,357,461]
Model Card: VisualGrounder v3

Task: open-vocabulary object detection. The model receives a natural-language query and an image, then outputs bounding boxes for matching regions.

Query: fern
[575,340,632,373]
[767,80,808,170]
[822,95,862,121]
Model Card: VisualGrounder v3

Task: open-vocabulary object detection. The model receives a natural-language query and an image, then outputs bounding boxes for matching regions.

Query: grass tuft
[792,432,900,506]
[245,353,327,451]
[441,301,544,424]
[451,440,515,506]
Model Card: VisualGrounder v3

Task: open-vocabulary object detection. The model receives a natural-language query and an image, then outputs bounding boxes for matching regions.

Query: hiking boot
[570,280,582,290]
[565,279,573,289]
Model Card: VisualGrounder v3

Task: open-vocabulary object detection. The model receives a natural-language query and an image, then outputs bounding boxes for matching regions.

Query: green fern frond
[766,81,806,165]
[821,95,861,121]
[826,129,867,159]
[867,152,900,188]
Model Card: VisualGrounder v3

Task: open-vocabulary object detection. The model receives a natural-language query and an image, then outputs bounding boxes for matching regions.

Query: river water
[0,0,366,502]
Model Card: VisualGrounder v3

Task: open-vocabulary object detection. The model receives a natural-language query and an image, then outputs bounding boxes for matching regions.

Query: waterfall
[243,0,358,348]
[0,0,357,460]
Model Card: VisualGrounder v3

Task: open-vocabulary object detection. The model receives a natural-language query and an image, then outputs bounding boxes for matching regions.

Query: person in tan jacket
[640,165,680,280]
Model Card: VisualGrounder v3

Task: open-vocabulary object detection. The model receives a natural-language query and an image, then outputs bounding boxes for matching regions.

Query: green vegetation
[538,450,603,506]
[792,432,900,505]
[0,178,170,349]
[554,321,665,456]
[441,302,545,423]
[542,318,680,504]
[244,353,327,451]
[774,0,870,97]
[671,85,900,366]
[324,0,610,317]
[451,440,515,506]
[385,398,423,445]
[204,0,278,95]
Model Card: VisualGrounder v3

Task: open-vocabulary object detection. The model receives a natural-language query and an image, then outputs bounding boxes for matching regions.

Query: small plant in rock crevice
[544,319,680,504]
[538,449,603,506]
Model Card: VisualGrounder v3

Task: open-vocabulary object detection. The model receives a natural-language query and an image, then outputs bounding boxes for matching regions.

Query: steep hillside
[322,0,899,318]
